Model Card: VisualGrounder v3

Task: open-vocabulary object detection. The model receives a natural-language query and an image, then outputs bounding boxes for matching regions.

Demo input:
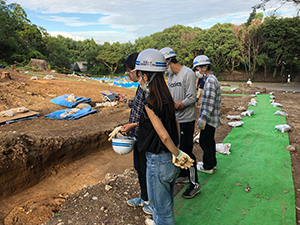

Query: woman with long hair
[134,49,194,225]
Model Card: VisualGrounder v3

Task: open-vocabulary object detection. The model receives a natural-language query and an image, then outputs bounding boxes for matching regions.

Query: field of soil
[0,70,299,225]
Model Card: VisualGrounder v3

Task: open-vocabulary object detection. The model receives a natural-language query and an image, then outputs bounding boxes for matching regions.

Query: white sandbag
[227,115,242,120]
[95,101,118,108]
[231,88,237,92]
[275,124,291,133]
[241,110,254,117]
[248,101,257,106]
[274,110,288,116]
[216,143,231,155]
[269,92,274,95]
[60,108,80,118]
[272,102,283,107]
[30,76,38,80]
[66,94,76,103]
[255,92,261,95]
[228,121,244,127]
[0,110,14,117]
[44,75,54,80]
[270,95,275,99]
[236,106,246,111]
[286,145,296,152]
[250,94,256,97]
[16,107,29,113]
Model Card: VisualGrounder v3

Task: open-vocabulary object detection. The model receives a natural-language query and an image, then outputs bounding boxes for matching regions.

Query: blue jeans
[146,151,180,225]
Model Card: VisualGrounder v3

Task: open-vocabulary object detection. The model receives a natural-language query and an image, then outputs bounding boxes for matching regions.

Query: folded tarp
[45,106,97,120]
[50,94,91,108]
[0,110,40,124]
[5,115,40,124]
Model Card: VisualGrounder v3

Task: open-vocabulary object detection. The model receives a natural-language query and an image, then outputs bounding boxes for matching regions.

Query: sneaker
[175,176,189,184]
[197,164,214,174]
[145,219,154,225]
[197,162,217,170]
[182,184,201,199]
[143,205,154,215]
[127,196,148,207]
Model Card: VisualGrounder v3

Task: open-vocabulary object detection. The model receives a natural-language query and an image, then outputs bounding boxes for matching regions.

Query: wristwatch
[123,97,127,103]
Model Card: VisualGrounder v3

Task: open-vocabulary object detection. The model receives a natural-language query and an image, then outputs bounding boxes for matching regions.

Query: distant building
[72,61,88,72]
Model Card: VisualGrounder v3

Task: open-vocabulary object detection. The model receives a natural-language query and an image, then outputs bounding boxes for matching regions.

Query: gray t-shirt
[167,66,197,123]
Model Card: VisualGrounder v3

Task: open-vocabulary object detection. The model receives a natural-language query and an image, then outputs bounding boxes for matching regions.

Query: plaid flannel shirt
[199,72,221,128]
[128,85,146,137]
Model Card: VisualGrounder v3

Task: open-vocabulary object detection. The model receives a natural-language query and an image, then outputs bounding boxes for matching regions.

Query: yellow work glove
[172,150,194,169]
[108,126,123,141]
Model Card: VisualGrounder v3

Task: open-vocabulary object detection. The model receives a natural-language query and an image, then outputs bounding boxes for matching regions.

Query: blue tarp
[50,94,91,108]
[5,115,40,124]
[88,76,139,88]
[45,106,97,120]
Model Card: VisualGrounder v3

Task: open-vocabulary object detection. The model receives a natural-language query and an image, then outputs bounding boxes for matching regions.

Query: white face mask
[166,66,173,75]
[195,71,203,78]
[140,82,148,92]
[166,60,173,75]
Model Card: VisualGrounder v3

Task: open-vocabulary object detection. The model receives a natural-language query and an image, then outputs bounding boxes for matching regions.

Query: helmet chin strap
[147,73,157,87]
[139,71,157,87]
[199,66,206,77]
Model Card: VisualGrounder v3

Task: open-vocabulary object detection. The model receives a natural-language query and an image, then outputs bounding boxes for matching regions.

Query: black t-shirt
[137,95,179,154]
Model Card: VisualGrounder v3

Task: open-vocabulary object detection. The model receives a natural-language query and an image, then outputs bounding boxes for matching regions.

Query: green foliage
[96,42,122,76]
[0,1,23,63]
[33,65,42,72]
[1,2,300,80]
[23,66,32,70]
[27,50,44,60]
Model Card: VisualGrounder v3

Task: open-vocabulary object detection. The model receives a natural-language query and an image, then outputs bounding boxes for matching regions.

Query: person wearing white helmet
[193,55,221,174]
[195,70,205,104]
[160,47,200,199]
[115,53,154,215]
[135,48,194,225]
[193,55,209,104]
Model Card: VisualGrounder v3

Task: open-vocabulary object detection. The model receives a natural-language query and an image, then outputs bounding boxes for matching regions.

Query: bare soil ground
[0,70,299,225]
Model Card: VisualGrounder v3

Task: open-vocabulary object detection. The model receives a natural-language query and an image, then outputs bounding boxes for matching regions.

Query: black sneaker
[182,184,201,199]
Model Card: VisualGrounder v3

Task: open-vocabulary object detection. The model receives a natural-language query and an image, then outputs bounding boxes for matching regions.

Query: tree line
[1,1,300,80]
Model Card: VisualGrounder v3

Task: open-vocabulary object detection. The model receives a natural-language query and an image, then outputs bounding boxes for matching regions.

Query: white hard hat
[160,47,176,60]
[134,49,167,72]
[112,136,136,155]
[192,55,211,69]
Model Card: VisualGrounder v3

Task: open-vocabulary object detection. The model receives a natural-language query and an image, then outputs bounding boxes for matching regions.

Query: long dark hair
[145,72,175,120]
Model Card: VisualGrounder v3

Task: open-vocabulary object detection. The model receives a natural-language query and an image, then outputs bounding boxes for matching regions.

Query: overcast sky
[7,0,298,44]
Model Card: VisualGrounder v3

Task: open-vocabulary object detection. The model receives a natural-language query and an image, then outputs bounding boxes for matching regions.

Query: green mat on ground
[174,94,296,225]
[221,94,249,96]
[221,86,239,91]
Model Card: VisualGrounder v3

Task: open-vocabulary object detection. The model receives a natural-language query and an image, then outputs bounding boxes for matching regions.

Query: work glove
[108,126,123,141]
[197,117,206,130]
[172,150,194,169]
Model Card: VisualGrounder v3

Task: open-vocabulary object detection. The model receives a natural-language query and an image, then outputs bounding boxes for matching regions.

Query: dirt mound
[27,59,48,71]
[43,168,150,225]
